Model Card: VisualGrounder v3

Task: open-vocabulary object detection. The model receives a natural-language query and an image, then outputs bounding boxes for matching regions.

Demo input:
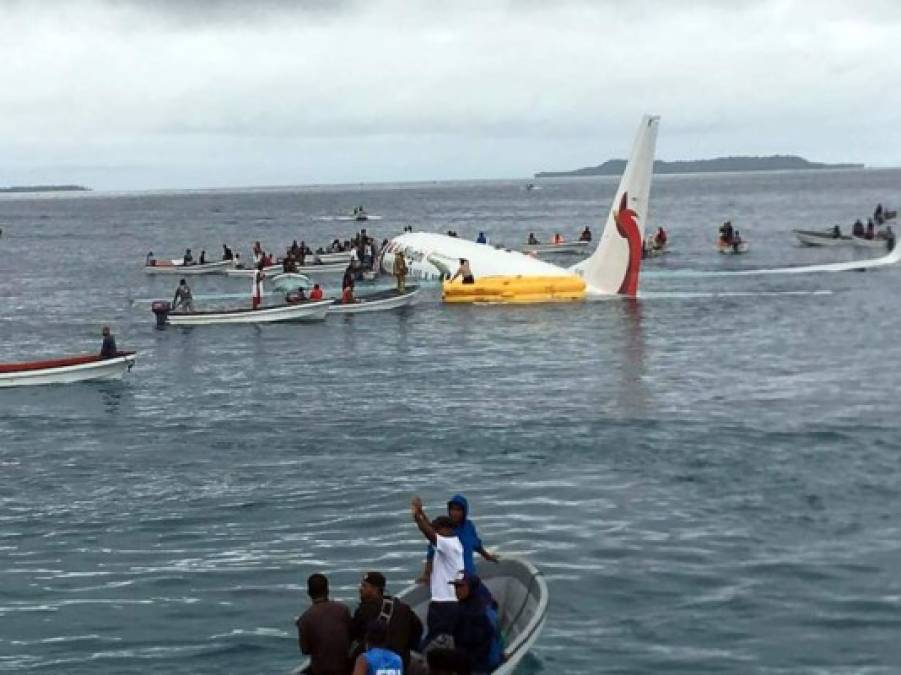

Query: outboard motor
[151,301,171,329]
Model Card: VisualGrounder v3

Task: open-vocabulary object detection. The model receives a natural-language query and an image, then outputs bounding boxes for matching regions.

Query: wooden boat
[329,286,420,314]
[521,240,589,255]
[794,229,853,247]
[144,258,233,275]
[293,556,547,675]
[162,300,332,326]
[0,352,137,387]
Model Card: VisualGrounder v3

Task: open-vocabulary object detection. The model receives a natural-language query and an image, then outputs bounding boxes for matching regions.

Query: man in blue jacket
[418,494,498,584]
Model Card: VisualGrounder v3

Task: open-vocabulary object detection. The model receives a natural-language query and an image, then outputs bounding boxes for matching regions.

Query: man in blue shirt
[351,620,402,675]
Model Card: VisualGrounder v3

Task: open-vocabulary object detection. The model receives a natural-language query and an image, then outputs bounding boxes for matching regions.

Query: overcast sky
[1,0,899,190]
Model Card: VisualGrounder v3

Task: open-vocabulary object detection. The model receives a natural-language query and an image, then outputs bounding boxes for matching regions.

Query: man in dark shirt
[350,571,423,671]
[296,573,351,675]
[99,326,117,359]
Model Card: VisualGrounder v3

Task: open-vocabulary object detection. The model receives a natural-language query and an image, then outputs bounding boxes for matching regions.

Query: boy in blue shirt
[418,494,498,584]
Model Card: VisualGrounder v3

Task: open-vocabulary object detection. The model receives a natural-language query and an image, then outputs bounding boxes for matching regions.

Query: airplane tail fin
[570,115,660,296]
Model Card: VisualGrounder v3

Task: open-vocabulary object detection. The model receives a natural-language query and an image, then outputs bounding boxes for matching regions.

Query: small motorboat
[293,556,547,675]
[521,241,589,255]
[315,251,353,264]
[144,258,234,275]
[794,229,853,247]
[717,240,750,255]
[329,286,420,314]
[154,299,332,326]
[0,352,137,387]
[228,261,348,277]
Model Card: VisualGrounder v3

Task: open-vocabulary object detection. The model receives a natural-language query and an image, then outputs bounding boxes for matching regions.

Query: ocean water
[1,169,900,674]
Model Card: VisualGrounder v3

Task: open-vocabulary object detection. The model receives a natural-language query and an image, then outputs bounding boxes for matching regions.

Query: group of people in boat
[642,227,668,258]
[850,211,896,248]
[717,221,745,252]
[525,226,592,245]
[296,494,502,675]
[353,206,368,221]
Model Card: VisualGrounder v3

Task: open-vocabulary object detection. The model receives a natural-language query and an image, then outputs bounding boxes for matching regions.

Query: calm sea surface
[1,169,900,674]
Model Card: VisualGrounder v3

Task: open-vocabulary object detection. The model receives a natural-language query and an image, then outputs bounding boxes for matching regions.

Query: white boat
[316,251,353,264]
[852,235,892,251]
[718,241,749,255]
[293,556,547,675]
[0,352,137,387]
[794,229,852,247]
[225,264,283,278]
[329,286,420,314]
[226,262,348,277]
[521,241,590,255]
[162,300,332,326]
[144,258,234,275]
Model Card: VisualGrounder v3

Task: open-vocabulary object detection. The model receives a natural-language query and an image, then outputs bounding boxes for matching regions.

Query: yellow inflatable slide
[442,275,587,304]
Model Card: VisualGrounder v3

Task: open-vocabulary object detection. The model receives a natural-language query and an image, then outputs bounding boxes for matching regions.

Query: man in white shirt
[411,496,463,646]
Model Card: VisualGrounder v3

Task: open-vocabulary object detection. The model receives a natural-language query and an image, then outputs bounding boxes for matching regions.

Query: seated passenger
[199,250,207,265]
[832,225,841,238]
[654,227,667,247]
[296,573,351,675]
[852,219,865,237]
[310,284,324,300]
[285,287,307,304]
[866,219,876,240]
[450,259,474,285]
[222,244,234,261]
[552,233,564,244]
[450,572,503,674]
[183,248,194,265]
[527,232,540,245]
[341,286,356,304]
[579,227,591,242]
[350,621,402,675]
[476,232,488,244]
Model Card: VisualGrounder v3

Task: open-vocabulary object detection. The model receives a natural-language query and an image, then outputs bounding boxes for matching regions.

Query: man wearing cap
[449,571,503,674]
[351,571,423,671]
[411,495,464,647]
[295,573,352,675]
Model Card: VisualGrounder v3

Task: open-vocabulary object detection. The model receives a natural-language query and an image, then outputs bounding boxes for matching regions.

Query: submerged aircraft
[381,115,661,302]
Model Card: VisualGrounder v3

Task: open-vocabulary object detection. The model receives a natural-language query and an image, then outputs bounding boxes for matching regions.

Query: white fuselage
[381,233,575,283]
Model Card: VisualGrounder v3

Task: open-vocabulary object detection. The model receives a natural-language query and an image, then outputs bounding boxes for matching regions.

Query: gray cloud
[1,0,899,189]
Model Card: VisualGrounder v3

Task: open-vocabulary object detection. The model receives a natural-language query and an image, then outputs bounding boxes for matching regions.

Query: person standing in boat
[145,251,155,266]
[252,263,265,310]
[852,219,865,237]
[172,279,194,312]
[99,326,117,359]
[875,203,884,225]
[199,250,207,265]
[393,249,408,293]
[418,494,498,587]
[183,248,194,265]
[411,496,463,646]
[476,231,488,244]
[866,219,876,240]
[222,244,234,261]
[296,573,352,675]
[450,259,474,285]
[350,571,422,672]
[528,232,540,245]
[579,226,592,242]
[342,264,356,292]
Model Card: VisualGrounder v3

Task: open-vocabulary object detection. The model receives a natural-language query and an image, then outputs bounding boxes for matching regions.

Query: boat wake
[644,246,900,279]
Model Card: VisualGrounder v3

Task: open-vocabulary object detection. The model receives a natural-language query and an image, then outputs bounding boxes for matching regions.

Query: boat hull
[226,262,348,277]
[166,300,332,325]
[293,557,547,675]
[145,259,233,275]
[329,287,420,314]
[0,352,137,387]
[794,230,852,247]
[443,275,586,304]
[852,236,891,251]
[521,241,590,255]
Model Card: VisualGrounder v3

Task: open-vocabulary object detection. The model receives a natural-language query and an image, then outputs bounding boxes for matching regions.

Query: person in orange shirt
[341,285,356,304]
[309,284,324,300]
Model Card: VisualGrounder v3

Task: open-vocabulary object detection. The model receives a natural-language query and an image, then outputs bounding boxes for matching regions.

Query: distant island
[535,155,864,178]
[0,185,90,193]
